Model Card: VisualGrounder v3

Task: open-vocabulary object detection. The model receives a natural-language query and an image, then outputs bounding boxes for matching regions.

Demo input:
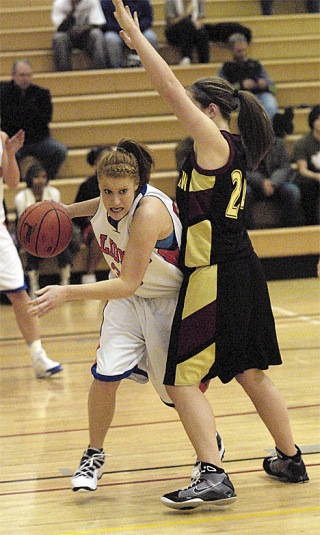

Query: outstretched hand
[5,129,25,155]
[28,285,68,317]
[112,0,140,49]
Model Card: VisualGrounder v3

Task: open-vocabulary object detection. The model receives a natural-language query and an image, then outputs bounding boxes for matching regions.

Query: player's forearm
[3,156,20,188]
[64,277,140,302]
[114,1,182,101]
[66,198,100,218]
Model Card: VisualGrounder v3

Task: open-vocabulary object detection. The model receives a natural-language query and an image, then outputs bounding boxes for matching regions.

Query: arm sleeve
[88,1,107,26]
[51,1,70,27]
[259,65,276,93]
[291,138,308,162]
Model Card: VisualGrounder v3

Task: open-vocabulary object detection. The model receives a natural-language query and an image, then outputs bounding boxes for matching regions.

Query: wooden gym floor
[0,277,319,534]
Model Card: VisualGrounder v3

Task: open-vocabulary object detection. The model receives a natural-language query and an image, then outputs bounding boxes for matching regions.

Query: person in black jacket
[218,33,279,119]
[0,59,68,181]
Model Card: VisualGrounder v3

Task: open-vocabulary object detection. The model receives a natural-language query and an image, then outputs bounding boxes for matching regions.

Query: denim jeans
[256,92,279,120]
[105,29,158,68]
[53,28,108,71]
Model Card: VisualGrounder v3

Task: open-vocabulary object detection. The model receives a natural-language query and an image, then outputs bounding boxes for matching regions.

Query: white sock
[28,339,42,357]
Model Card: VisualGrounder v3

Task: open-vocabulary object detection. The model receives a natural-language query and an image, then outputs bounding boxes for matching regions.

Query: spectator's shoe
[161,462,237,510]
[191,431,225,482]
[179,57,191,65]
[81,274,97,284]
[127,54,142,67]
[32,349,63,378]
[263,446,309,483]
[71,448,105,492]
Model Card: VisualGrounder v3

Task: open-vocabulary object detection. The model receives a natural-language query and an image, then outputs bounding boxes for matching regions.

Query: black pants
[165,18,210,63]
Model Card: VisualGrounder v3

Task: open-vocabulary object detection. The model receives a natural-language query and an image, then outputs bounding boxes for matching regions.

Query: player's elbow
[119,277,142,298]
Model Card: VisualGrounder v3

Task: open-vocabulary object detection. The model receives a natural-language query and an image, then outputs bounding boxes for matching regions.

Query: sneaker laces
[182,464,211,491]
[74,452,105,478]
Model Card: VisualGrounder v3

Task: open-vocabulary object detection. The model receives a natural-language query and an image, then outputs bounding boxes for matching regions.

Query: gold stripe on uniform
[185,220,212,267]
[182,265,217,320]
[175,342,216,385]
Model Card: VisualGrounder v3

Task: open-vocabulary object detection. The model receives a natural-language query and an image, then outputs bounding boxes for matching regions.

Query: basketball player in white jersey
[29,139,224,492]
[0,128,63,377]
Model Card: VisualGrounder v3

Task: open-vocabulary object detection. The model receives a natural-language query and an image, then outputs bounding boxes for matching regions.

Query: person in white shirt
[51,0,108,70]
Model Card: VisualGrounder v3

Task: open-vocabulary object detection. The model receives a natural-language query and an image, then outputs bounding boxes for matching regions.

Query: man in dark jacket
[218,33,278,119]
[245,137,303,229]
[0,59,68,180]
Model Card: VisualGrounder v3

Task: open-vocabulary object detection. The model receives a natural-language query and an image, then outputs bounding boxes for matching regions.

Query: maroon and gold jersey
[176,131,253,270]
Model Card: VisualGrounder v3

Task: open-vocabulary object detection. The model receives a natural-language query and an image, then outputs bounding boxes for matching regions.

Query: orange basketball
[17,200,73,258]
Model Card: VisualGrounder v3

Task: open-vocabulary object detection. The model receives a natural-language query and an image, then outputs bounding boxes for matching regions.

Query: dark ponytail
[236,90,274,169]
[189,77,274,169]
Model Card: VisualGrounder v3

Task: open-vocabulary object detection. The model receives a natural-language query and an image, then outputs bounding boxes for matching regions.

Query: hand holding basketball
[17,200,73,258]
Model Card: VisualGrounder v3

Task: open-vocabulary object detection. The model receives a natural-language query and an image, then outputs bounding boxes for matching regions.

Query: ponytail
[236,90,274,169]
[189,77,274,170]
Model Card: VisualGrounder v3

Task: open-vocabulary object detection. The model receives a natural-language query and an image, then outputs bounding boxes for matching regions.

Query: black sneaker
[71,448,105,491]
[161,462,237,510]
[191,431,225,482]
[263,446,309,483]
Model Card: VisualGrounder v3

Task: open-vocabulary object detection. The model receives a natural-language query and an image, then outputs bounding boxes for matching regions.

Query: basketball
[17,200,73,258]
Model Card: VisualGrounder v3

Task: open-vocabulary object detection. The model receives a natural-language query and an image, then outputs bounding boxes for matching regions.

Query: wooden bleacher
[1,0,320,277]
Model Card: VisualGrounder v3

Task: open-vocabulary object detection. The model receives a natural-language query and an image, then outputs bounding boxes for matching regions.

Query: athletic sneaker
[161,462,237,510]
[263,446,309,483]
[71,448,105,491]
[191,431,225,482]
[32,348,63,378]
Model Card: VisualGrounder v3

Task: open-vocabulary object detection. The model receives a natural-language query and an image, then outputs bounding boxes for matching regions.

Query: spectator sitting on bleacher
[15,163,73,298]
[101,0,158,68]
[218,33,279,120]
[51,0,108,71]
[164,0,210,65]
[73,145,111,283]
[0,59,68,181]
[259,0,319,15]
[244,109,304,229]
[291,105,320,226]
[164,0,253,65]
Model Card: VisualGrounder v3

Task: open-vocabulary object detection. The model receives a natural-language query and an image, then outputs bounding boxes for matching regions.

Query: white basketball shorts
[92,293,179,405]
[0,223,26,292]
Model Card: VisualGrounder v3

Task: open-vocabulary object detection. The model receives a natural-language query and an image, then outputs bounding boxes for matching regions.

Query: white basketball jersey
[91,184,183,298]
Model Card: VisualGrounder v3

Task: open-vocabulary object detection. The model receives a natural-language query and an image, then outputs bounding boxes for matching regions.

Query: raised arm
[1,130,25,188]
[112,0,227,164]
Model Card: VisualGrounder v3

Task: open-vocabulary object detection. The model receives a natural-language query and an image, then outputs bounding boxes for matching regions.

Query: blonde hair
[97,139,153,190]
